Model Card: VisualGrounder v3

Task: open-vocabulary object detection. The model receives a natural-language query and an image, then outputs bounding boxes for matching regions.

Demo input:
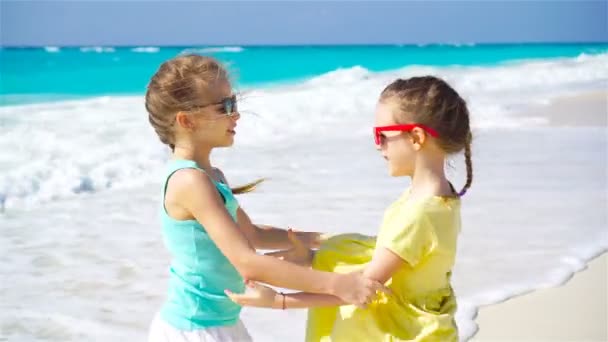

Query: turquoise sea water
[1,43,606,105]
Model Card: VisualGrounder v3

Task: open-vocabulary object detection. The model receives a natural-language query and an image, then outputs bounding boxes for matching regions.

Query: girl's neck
[409,156,453,199]
[173,144,213,172]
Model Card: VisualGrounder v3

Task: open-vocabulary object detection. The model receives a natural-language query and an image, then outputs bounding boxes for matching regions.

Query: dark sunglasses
[195,95,238,116]
[216,95,238,116]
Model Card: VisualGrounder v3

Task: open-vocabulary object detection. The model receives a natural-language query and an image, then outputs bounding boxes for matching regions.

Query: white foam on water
[131,47,160,53]
[44,46,60,53]
[1,53,605,209]
[79,47,116,53]
[180,46,245,54]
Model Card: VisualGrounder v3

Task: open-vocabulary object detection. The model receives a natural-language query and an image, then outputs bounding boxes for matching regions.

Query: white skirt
[147,313,253,342]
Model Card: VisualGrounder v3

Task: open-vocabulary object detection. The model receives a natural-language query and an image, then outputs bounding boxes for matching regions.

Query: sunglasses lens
[224,98,233,115]
[223,97,238,115]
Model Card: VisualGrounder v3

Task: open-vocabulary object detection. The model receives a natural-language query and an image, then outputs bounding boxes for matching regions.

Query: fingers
[225,281,257,305]
[247,280,267,291]
[287,228,305,249]
[356,296,372,309]
[354,279,392,309]
[244,279,273,293]
[370,281,393,297]
[224,289,245,304]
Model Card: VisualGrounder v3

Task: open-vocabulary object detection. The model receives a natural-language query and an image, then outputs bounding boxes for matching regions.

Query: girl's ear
[410,127,427,151]
[175,111,194,130]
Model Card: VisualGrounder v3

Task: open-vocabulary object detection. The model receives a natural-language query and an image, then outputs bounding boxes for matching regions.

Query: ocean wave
[180,46,245,55]
[131,47,160,53]
[1,53,606,209]
[416,42,477,47]
[44,46,61,53]
[80,47,116,53]
[305,66,372,86]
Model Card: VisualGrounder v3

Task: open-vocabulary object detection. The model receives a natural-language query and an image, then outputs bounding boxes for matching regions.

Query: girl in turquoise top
[144,55,389,342]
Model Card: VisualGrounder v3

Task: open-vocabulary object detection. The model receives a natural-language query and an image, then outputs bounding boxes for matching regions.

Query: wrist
[327,273,343,296]
[272,292,286,310]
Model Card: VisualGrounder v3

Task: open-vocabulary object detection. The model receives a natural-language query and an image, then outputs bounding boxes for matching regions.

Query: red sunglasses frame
[374,124,439,145]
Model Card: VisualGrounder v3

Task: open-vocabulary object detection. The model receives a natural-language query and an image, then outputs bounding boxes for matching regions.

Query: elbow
[233,252,262,280]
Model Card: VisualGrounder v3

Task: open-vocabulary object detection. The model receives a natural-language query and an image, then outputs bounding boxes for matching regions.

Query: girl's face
[374,101,417,177]
[182,80,241,148]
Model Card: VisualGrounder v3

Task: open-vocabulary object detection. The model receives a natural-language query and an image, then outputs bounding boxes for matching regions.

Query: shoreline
[470,90,607,341]
[471,252,607,341]
[515,90,607,127]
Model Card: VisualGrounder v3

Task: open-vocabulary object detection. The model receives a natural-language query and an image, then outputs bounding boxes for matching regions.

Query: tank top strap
[162,159,235,208]
[162,159,205,200]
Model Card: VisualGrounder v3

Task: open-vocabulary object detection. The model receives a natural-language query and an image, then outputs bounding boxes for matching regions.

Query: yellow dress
[306,190,461,342]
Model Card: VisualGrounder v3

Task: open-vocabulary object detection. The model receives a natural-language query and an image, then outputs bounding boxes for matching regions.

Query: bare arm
[214,168,322,250]
[228,247,405,309]
[237,208,322,250]
[283,247,405,308]
[174,169,386,306]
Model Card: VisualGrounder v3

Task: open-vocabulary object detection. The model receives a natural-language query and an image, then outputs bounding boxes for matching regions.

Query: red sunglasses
[374,124,439,145]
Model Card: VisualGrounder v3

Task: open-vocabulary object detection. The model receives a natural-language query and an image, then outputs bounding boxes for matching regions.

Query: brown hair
[380,76,473,196]
[145,54,226,150]
[145,54,262,194]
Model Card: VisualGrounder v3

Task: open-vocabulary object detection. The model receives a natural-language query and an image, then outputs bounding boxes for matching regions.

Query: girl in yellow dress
[227,76,473,342]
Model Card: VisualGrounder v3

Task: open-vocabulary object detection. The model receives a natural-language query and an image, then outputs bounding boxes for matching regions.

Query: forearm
[254,224,320,250]
[252,224,290,249]
[242,253,337,295]
[271,292,345,309]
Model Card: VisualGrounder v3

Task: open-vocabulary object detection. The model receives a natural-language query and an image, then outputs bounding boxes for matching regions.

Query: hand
[289,229,327,249]
[333,271,391,309]
[225,280,279,308]
[265,229,315,266]
[298,231,323,249]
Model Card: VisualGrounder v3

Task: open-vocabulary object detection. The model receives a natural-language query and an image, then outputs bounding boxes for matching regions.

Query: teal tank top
[159,159,245,330]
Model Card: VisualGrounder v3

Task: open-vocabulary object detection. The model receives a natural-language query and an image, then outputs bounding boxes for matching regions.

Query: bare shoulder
[164,168,218,220]
[168,168,216,196]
